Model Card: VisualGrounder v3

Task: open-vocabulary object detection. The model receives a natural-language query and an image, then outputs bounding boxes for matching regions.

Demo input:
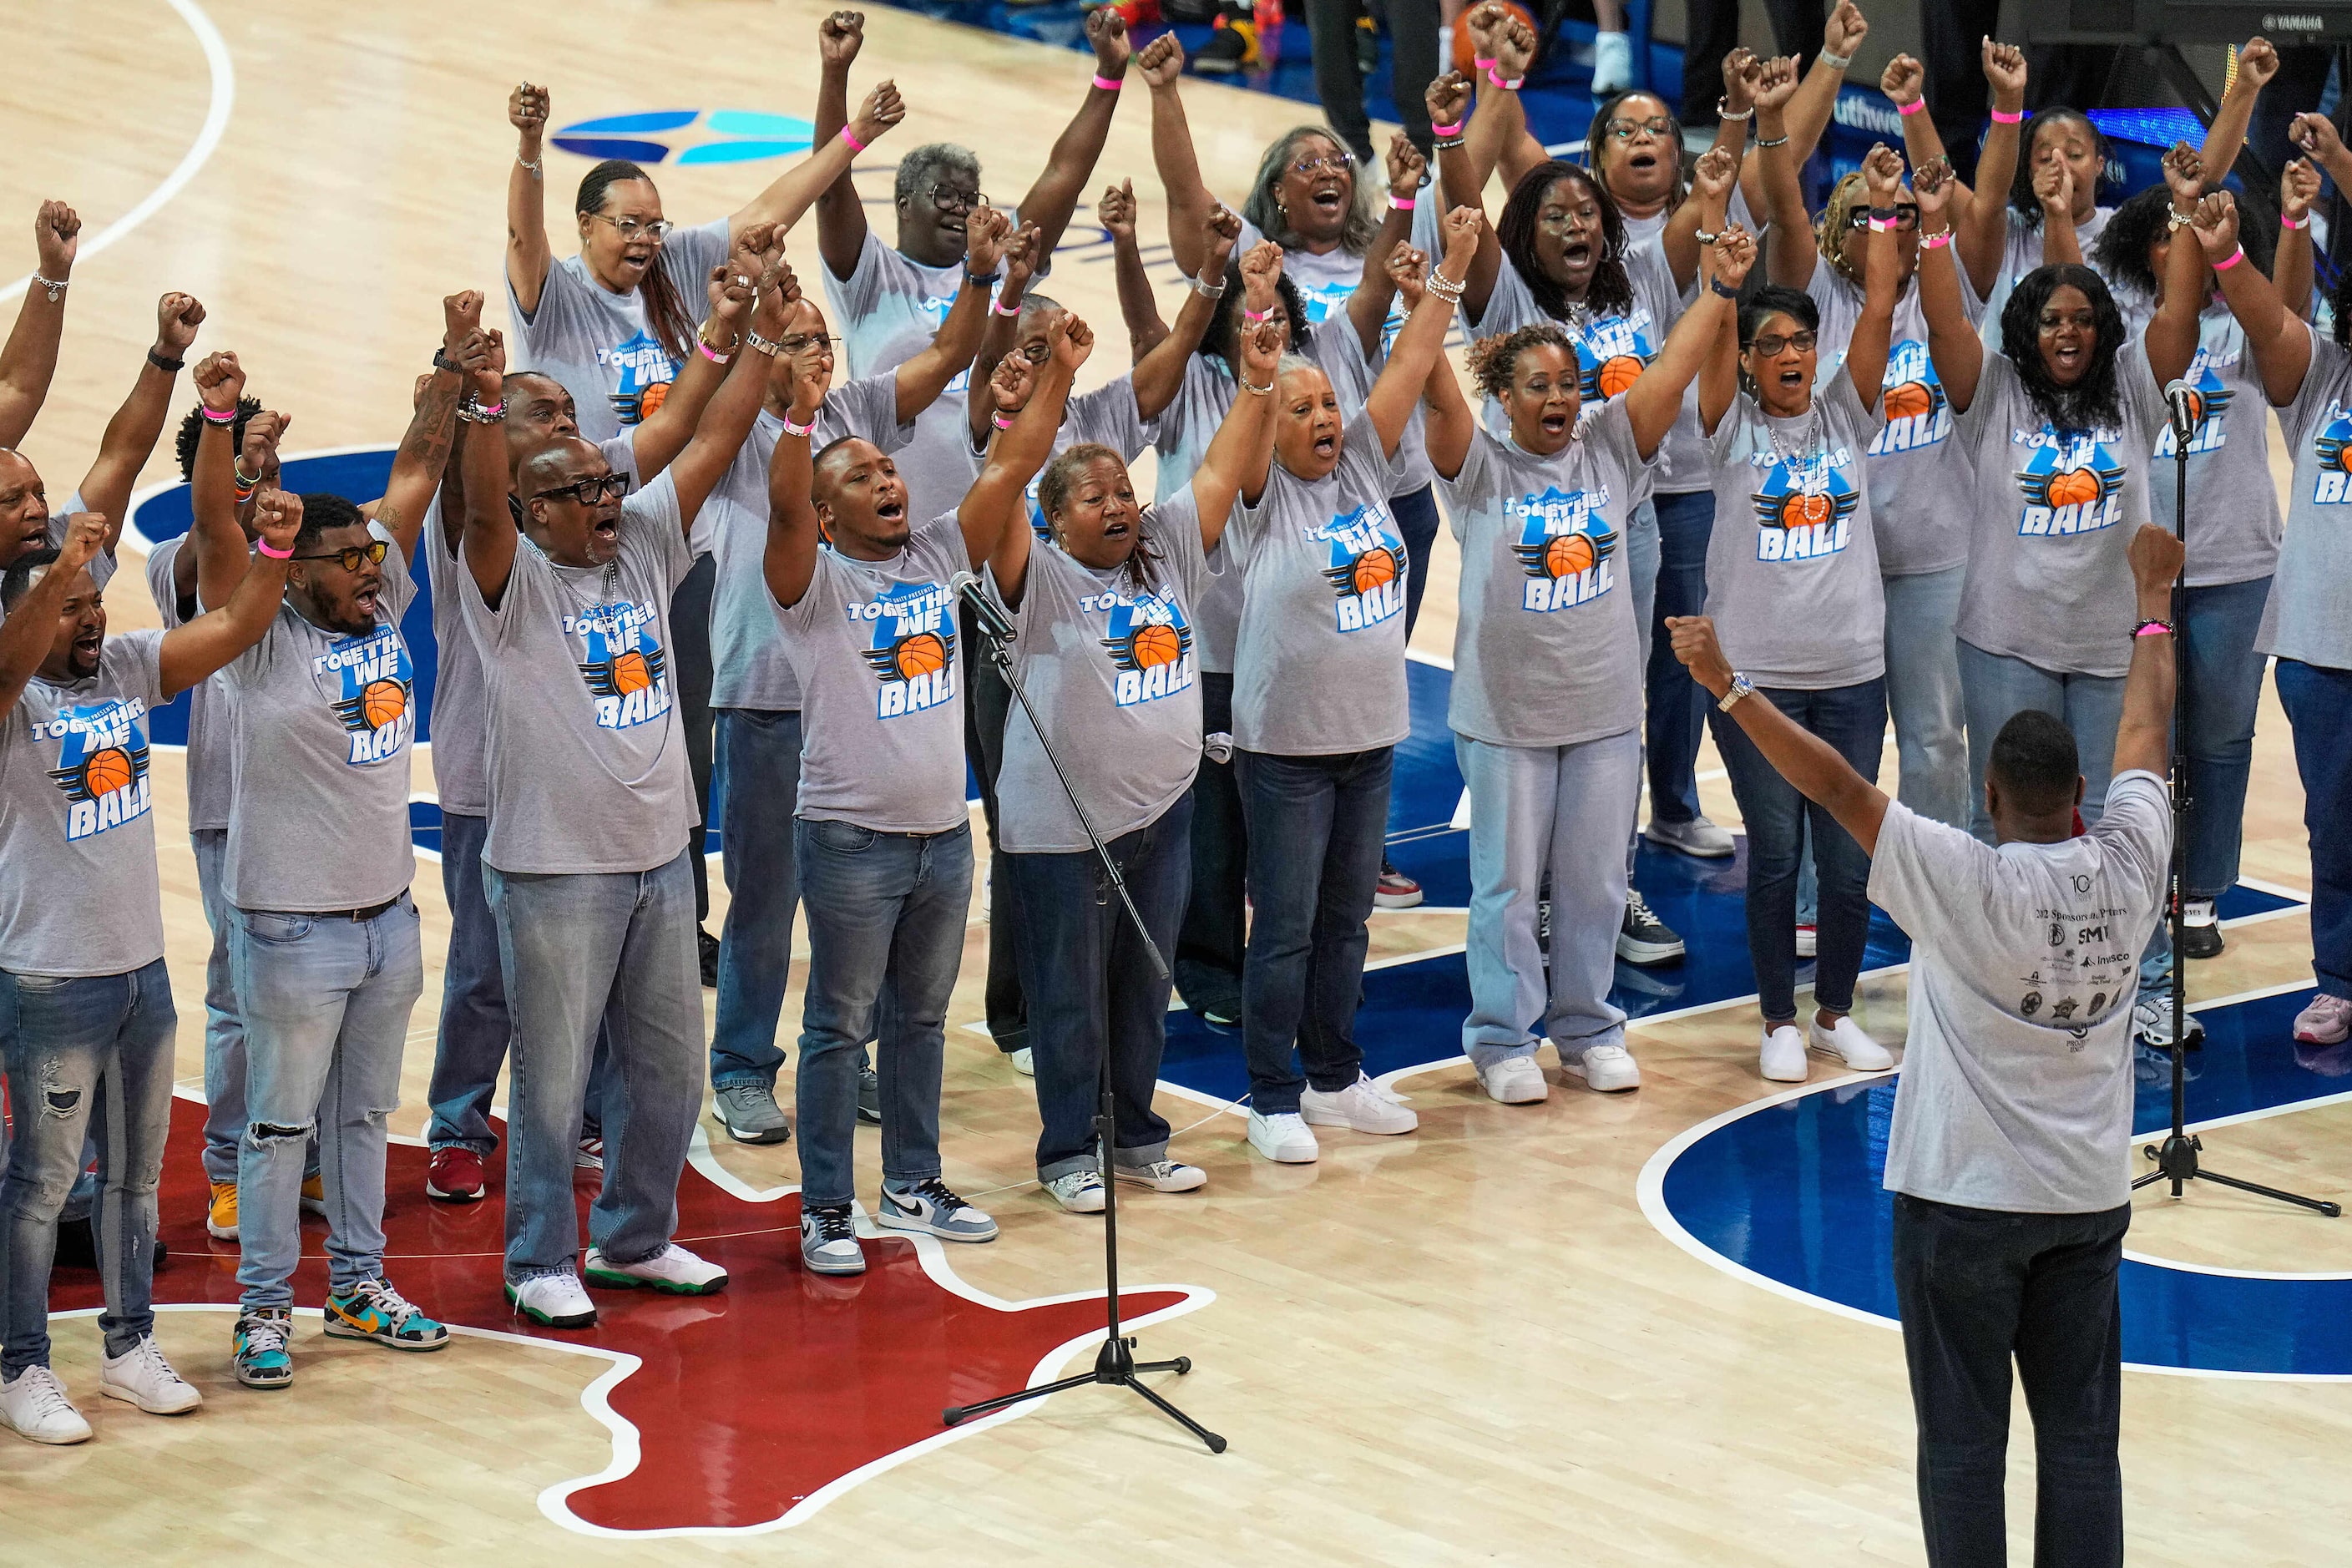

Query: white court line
[1,0,234,306]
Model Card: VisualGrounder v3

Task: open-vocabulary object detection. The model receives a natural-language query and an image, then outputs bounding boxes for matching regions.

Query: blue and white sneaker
[324,1277,451,1351]
[876,1178,998,1243]
[233,1308,295,1389]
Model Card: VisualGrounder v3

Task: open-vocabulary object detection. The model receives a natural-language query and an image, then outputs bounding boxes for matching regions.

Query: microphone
[2162,379,2200,443]
[948,569,1015,645]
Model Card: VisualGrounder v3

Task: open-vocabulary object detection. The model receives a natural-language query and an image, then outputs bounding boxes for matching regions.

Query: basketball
[1777,492,1831,529]
[1351,547,1399,596]
[361,679,407,729]
[1449,3,1536,71]
[2180,390,2206,426]
[1596,355,1644,398]
[2046,468,2101,508]
[895,631,948,680]
[82,746,131,798]
[1884,381,1934,419]
[1130,623,1183,666]
[2334,443,2352,474]
[638,380,670,420]
[1543,532,1596,579]
[610,650,653,694]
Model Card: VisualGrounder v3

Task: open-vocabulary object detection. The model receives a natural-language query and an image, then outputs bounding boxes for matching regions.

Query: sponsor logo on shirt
[2309,402,2352,503]
[1091,585,1196,707]
[1864,341,1952,458]
[599,329,679,427]
[852,580,959,718]
[567,601,674,730]
[316,626,415,766]
[1745,444,1859,562]
[33,696,153,842]
[2152,348,2233,460]
[1308,505,1409,632]
[1565,311,1656,403]
[1506,484,1618,612]
[2010,427,2126,536]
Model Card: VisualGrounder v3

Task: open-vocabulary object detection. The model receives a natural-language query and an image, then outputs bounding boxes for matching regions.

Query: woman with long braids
[1914,149,2208,1043]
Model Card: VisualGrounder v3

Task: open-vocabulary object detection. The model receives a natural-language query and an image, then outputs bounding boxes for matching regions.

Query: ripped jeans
[230,896,422,1312]
[0,961,176,1376]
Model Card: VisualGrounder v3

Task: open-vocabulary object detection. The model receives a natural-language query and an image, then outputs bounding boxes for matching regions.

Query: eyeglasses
[292,539,390,572]
[530,473,633,506]
[926,186,989,215]
[777,332,835,353]
[585,214,675,243]
[1747,331,1817,357]
[1538,210,1599,234]
[1289,150,1354,178]
[1843,203,1921,230]
[1605,115,1675,141]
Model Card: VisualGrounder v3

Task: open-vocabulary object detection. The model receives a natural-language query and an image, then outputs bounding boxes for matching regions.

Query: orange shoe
[300,1172,326,1216]
[205,1181,238,1242]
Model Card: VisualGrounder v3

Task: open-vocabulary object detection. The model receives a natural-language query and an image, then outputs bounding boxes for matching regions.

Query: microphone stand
[938,579,1228,1453]
[2129,396,2339,1216]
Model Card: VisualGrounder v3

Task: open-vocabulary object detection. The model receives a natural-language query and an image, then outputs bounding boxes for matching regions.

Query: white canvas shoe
[99,1335,202,1415]
[1300,1072,1419,1135]
[1808,1015,1894,1072]
[1247,1110,1319,1164]
[1474,1055,1550,1104]
[1760,1025,1808,1083]
[1562,1042,1641,1092]
[0,1366,92,1444]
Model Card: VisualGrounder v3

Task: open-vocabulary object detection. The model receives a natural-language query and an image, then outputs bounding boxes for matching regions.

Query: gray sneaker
[715,1081,791,1145]
[876,1178,999,1242]
[857,1055,881,1124]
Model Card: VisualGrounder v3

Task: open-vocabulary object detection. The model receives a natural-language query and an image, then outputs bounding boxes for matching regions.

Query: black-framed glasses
[586,214,675,242]
[531,473,633,506]
[927,186,989,215]
[292,539,390,572]
[1605,115,1674,141]
[1747,331,1818,357]
[778,332,836,353]
[1289,150,1354,178]
[1844,203,1921,230]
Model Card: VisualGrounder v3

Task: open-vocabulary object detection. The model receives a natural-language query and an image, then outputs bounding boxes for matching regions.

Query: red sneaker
[425,1146,486,1203]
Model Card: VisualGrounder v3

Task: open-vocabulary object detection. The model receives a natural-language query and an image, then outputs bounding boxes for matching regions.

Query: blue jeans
[1958,640,2127,842]
[0,961,175,1374]
[1003,796,1192,1180]
[231,897,422,1310]
[1883,566,1970,830]
[1712,680,1887,1022]
[1626,497,1661,675]
[792,818,972,1209]
[485,851,704,1281]
[1645,488,1715,826]
[1236,746,1392,1113]
[1393,482,1442,638]
[194,827,262,1183]
[2278,659,2352,1000]
[2178,577,2271,899]
[711,709,802,1089]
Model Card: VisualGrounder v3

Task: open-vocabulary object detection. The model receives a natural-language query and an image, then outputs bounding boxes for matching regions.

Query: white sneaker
[1590,28,1635,95]
[1794,923,1817,959]
[1808,1015,1894,1071]
[1643,814,1735,858]
[1247,1110,1320,1163]
[1301,1071,1419,1135]
[584,1243,728,1296]
[800,1205,867,1275]
[1760,1024,1808,1083]
[1562,1042,1641,1092]
[1114,1158,1208,1192]
[0,1366,92,1444]
[1474,1055,1550,1104]
[505,1271,598,1329]
[1009,1046,1034,1077]
[99,1335,202,1415]
[1044,1171,1108,1212]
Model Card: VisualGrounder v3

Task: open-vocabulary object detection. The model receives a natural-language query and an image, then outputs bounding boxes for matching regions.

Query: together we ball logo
[319,628,414,766]
[37,698,153,842]
[569,601,673,731]
[2013,428,2126,535]
[1507,485,1618,613]
[1314,506,1409,634]
[855,580,958,719]
[1095,587,1195,708]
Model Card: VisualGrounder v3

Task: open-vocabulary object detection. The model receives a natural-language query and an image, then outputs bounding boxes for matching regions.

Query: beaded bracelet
[1758,134,1789,149]
[1717,98,1753,122]
[1432,136,1467,152]
[1919,229,1954,250]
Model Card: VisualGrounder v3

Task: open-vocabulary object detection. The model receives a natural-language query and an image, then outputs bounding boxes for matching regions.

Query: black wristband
[432,347,458,373]
[964,270,1003,288]
[147,348,185,373]
[1709,276,1740,300]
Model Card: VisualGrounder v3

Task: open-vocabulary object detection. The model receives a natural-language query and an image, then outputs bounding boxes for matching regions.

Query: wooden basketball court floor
[6,3,2349,1562]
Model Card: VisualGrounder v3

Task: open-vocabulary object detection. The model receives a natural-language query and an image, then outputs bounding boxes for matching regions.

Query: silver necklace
[1763,403,1824,473]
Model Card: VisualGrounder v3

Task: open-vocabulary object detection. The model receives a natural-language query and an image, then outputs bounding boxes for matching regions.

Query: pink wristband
[992,412,1015,430]
[780,413,814,438]
[698,340,730,364]
[991,298,1021,316]
[255,537,291,559]
[200,405,236,425]
[1431,119,1464,139]
[1243,307,1269,323]
[840,125,867,154]
[1092,73,1122,91]
[1989,108,2024,124]
[1473,55,1495,69]
[2213,245,2245,271]
[1488,68,1524,91]
[1897,98,1925,117]
[1919,229,1953,250]
[2284,212,2312,230]
[1391,195,1416,211]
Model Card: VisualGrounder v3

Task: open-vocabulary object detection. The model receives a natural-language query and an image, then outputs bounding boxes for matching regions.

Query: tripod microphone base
[942,1334,1228,1454]
[2131,1131,2343,1216]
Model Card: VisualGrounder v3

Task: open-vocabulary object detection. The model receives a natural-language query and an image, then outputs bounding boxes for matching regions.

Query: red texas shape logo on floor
[50,1096,1206,1537]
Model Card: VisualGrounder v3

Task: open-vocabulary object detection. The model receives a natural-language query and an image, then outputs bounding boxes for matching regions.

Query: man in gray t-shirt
[1667,521,2185,1568]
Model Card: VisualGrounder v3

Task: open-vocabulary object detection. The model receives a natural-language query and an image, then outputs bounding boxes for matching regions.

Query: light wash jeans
[231,896,422,1311]
[1882,566,1970,830]
[711,709,803,1090]
[1459,729,1641,1070]
[1957,640,2127,842]
[0,961,175,1374]
[485,850,704,1282]
[792,818,971,1210]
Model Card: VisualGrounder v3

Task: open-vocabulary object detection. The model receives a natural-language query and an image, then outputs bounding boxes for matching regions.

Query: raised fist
[156,292,205,357]
[1879,53,1925,107]
[33,200,78,279]
[1137,33,1184,90]
[818,11,865,68]
[1086,7,1132,77]
[192,351,245,414]
[510,82,549,141]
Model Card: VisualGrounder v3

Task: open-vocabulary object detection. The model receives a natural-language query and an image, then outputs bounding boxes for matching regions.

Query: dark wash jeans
[1892,1193,2129,1568]
[1176,671,1247,1019]
[961,601,1028,1053]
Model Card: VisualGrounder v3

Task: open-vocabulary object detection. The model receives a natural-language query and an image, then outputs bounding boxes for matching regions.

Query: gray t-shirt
[1952,340,2167,678]
[1228,421,1410,755]
[708,376,916,715]
[1439,404,1645,748]
[2263,323,2352,670]
[0,630,166,976]
[1872,770,2170,1212]
[1965,204,2118,346]
[1004,377,1155,541]
[776,509,969,832]
[990,488,1211,853]
[507,219,731,445]
[220,524,417,911]
[456,472,697,874]
[1703,373,1887,689]
[2112,296,2281,589]
[821,228,985,533]
[144,535,231,832]
[1806,267,1976,578]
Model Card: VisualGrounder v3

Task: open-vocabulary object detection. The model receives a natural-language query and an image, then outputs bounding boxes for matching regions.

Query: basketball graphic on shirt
[610,649,654,693]
[1775,490,1835,529]
[2044,468,2102,508]
[1508,485,1618,613]
[1130,623,1182,665]
[41,695,154,842]
[1749,448,1859,564]
[1865,342,1953,459]
[2154,352,2233,461]
[604,328,680,427]
[1543,531,1596,579]
[1102,588,1197,707]
[1350,546,1399,596]
[573,600,674,730]
[857,579,960,720]
[1571,313,1658,405]
[2013,433,2125,534]
[1595,355,1645,400]
[893,630,948,680]
[323,625,419,766]
[361,680,407,728]
[1882,380,1935,420]
[1316,505,1411,634]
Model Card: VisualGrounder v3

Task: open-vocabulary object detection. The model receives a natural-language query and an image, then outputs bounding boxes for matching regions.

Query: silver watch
[1717,672,1755,711]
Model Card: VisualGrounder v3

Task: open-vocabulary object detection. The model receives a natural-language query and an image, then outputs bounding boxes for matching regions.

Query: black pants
[1176,672,1247,1018]
[960,601,1029,1054]
[670,550,718,925]
[1305,0,1442,159]
[1679,0,1823,125]
[1891,1193,2129,1568]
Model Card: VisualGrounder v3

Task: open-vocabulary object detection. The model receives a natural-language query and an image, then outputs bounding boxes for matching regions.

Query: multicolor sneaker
[206,1180,239,1241]
[426,1146,486,1202]
[877,1178,999,1242]
[324,1278,450,1352]
[2294,993,2352,1046]
[233,1308,296,1389]
[584,1244,728,1295]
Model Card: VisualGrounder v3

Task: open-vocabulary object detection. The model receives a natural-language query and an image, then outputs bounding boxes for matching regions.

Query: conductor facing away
[1669,523,2183,1566]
